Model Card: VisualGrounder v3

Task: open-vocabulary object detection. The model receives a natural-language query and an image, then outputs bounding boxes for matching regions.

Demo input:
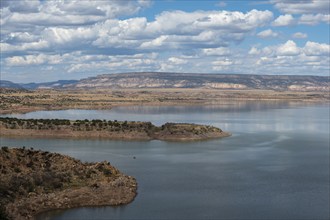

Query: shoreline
[0,98,328,115]
[1,88,328,115]
[7,175,137,220]
[0,119,231,142]
[0,130,232,141]
[0,148,138,220]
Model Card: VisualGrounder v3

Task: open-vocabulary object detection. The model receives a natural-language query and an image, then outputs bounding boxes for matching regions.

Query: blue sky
[0,0,329,83]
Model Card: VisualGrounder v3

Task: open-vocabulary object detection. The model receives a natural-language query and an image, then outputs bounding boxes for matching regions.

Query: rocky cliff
[0,147,137,220]
[66,72,329,91]
[1,72,328,91]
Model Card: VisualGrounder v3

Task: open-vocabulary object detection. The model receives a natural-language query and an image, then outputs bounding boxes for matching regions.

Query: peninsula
[0,117,230,141]
[0,147,137,220]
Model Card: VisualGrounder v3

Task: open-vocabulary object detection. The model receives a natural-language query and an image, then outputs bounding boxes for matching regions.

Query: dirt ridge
[0,147,137,220]
[0,118,231,141]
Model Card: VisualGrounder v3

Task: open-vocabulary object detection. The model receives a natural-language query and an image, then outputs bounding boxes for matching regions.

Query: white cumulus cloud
[5,54,63,66]
[0,0,329,82]
[248,40,329,75]
[272,14,295,26]
[0,40,49,52]
[303,41,330,56]
[292,32,308,39]
[202,47,231,56]
[257,29,279,38]
[276,40,301,56]
[97,9,273,50]
[0,0,149,29]
[299,14,330,25]
[271,0,330,14]
[168,57,188,65]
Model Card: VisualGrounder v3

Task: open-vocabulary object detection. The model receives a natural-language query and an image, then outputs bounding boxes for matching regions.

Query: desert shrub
[1,147,8,153]
[41,173,53,186]
[32,173,43,186]
[85,169,94,178]
[103,169,112,177]
[26,180,35,193]
[41,151,49,156]
[0,205,9,220]
[51,178,63,189]
[9,176,26,193]
[0,182,9,198]
[26,161,34,168]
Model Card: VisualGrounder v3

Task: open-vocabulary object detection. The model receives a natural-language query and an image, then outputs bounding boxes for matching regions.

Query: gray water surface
[1,102,329,219]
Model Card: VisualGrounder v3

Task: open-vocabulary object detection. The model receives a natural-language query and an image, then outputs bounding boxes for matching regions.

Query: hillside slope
[67,72,329,91]
[1,73,328,91]
[0,80,23,89]
[0,147,137,220]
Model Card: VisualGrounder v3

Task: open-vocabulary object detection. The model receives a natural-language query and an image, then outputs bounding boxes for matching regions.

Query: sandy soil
[1,88,328,114]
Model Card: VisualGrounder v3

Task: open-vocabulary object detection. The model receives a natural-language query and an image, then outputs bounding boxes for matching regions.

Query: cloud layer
[0,0,329,82]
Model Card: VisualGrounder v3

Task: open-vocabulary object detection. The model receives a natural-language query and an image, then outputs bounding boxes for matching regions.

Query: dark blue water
[1,102,329,219]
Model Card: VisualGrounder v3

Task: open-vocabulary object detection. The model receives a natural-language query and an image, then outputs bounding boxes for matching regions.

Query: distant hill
[21,80,79,89]
[68,72,329,91]
[0,80,78,90]
[1,73,328,91]
[0,80,23,89]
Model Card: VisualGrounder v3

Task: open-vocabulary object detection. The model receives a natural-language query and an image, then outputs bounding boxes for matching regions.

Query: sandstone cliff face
[203,82,247,89]
[2,72,328,91]
[288,85,329,91]
[65,72,329,91]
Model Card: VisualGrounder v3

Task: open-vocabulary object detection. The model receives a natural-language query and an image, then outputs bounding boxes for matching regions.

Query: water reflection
[2,100,321,118]
[1,103,329,220]
[1,101,328,134]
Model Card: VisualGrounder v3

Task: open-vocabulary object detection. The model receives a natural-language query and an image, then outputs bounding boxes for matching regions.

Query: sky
[0,0,329,83]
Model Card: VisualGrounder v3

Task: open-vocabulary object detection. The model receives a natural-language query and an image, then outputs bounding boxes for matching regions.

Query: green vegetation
[0,117,221,133]
[0,204,9,220]
[0,117,229,141]
[0,117,156,133]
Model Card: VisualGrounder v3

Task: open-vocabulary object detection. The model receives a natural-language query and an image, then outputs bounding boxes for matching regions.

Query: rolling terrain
[1,72,328,114]
[0,147,137,220]
[70,72,329,91]
[1,72,328,91]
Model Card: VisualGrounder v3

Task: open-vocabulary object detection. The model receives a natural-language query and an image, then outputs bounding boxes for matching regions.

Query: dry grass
[0,88,328,114]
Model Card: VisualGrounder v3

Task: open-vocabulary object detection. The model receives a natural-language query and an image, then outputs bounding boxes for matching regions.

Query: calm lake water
[1,101,329,220]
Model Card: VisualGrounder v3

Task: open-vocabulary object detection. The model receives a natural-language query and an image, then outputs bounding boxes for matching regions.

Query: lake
[1,101,329,219]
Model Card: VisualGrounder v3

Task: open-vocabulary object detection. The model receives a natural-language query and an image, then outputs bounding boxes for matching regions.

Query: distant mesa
[1,72,329,91]
[0,80,24,89]
[0,80,78,90]
[21,80,79,90]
